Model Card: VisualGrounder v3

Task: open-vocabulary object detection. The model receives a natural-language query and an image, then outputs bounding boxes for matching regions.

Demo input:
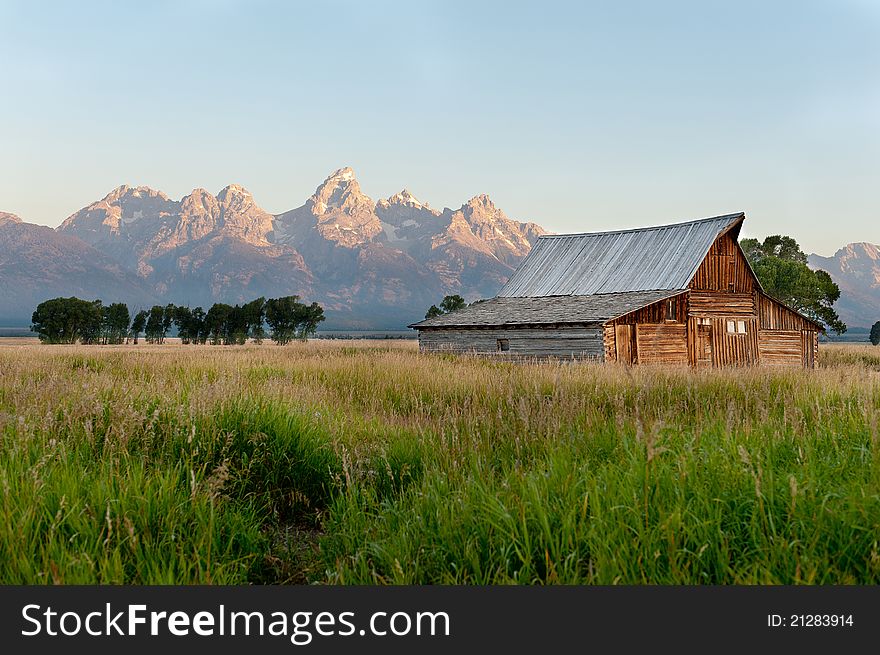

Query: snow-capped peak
[326,167,356,182]
[389,189,422,207]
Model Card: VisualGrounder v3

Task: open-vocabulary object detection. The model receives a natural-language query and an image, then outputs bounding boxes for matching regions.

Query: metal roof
[498,213,745,297]
[409,290,685,328]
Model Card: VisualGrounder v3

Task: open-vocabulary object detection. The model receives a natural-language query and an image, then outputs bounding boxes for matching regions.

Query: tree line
[31,296,325,345]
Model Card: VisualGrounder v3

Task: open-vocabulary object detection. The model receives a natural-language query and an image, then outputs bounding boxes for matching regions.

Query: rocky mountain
[0,212,155,324]
[33,167,545,328]
[808,243,880,328]
[272,167,545,326]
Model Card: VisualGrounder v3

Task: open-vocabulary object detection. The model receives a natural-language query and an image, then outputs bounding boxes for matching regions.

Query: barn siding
[688,291,755,316]
[418,327,605,359]
[712,317,759,366]
[603,323,616,362]
[758,330,802,366]
[635,323,688,364]
[757,292,815,331]
[689,232,755,293]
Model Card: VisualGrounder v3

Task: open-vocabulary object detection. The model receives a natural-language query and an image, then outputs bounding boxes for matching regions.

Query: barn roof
[498,213,745,297]
[409,290,684,328]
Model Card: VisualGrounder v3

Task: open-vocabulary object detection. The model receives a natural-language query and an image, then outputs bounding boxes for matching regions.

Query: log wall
[688,291,755,316]
[418,326,605,359]
[758,330,802,366]
[635,323,688,364]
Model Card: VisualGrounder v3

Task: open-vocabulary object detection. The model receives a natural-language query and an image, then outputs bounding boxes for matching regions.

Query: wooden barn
[409,213,823,367]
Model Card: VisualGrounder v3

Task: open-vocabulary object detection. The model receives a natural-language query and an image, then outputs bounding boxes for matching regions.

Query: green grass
[0,340,878,584]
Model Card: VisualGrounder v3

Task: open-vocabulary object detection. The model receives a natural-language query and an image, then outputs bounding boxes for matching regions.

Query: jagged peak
[840,241,879,254]
[182,187,213,199]
[101,184,170,204]
[383,188,424,207]
[0,211,23,224]
[217,183,254,200]
[464,193,496,210]
[324,166,356,183]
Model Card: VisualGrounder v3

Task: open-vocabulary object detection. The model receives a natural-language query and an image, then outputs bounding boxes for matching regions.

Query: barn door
[615,324,635,364]
[696,321,713,367]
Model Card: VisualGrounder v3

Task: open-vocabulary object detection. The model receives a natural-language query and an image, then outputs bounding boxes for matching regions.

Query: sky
[0,0,877,256]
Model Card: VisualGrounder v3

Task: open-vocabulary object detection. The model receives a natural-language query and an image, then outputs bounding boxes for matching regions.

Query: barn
[409,213,823,367]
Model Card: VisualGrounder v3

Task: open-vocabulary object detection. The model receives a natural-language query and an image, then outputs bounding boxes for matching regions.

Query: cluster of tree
[871,321,880,346]
[424,294,467,319]
[740,235,846,334]
[32,296,324,345]
[29,297,131,345]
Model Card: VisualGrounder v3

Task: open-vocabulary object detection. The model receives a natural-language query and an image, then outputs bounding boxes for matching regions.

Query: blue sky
[0,0,877,255]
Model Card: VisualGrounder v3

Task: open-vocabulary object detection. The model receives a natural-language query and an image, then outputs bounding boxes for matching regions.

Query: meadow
[0,339,878,584]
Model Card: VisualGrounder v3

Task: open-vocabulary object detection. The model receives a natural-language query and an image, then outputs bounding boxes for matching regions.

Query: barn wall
[689,232,756,293]
[418,326,605,359]
[611,292,688,324]
[635,323,688,364]
[758,330,802,366]
[757,293,815,331]
[603,323,616,362]
[712,317,759,366]
[688,291,755,316]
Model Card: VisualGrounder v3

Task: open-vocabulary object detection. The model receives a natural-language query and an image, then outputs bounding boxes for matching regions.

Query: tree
[162,303,175,342]
[31,297,103,344]
[265,296,325,344]
[425,294,467,319]
[205,303,233,345]
[79,300,103,344]
[871,321,880,346]
[294,301,325,340]
[740,235,846,334]
[243,297,267,344]
[173,305,195,344]
[191,307,207,344]
[102,302,130,345]
[144,305,166,344]
[130,310,148,344]
[265,296,299,345]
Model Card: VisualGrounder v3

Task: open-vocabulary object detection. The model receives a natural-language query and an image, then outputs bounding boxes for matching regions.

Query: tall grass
[0,340,877,583]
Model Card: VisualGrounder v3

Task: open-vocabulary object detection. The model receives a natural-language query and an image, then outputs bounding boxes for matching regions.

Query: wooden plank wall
[603,324,616,362]
[606,293,688,365]
[711,317,759,366]
[757,293,815,331]
[418,326,605,359]
[758,330,802,366]
[689,291,755,316]
[689,233,756,293]
[611,293,687,324]
[636,323,688,364]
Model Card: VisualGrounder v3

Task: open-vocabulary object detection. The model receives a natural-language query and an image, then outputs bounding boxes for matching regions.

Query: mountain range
[1,169,876,329]
[1,168,545,328]
[808,243,880,329]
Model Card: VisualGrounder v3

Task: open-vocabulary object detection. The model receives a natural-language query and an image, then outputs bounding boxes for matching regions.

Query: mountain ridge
[4,169,873,330]
[808,242,880,328]
[36,168,546,328]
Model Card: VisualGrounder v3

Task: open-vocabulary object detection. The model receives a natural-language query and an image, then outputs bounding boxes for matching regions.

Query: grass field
[0,339,878,584]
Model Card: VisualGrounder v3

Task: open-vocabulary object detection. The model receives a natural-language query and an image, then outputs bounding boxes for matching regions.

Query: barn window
[726,320,747,335]
[496,339,510,352]
[665,298,677,321]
